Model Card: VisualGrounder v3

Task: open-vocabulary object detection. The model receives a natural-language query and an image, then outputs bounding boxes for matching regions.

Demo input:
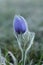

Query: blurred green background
[0,0,43,64]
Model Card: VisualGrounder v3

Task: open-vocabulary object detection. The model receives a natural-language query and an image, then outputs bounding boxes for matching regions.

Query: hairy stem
[22,49,25,65]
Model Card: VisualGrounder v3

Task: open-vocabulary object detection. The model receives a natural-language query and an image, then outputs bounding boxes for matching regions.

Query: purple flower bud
[13,15,27,34]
